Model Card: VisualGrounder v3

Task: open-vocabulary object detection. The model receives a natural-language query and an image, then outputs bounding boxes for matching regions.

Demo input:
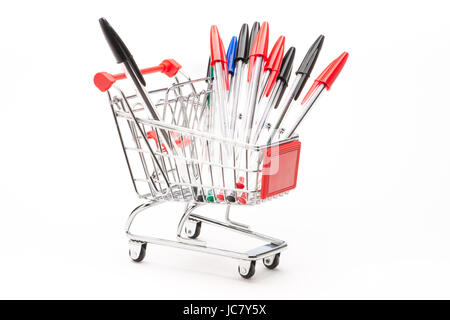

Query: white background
[1,0,450,299]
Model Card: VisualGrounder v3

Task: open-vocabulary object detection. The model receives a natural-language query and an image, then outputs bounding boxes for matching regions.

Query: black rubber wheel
[129,243,147,263]
[185,221,202,239]
[238,261,256,279]
[263,253,280,270]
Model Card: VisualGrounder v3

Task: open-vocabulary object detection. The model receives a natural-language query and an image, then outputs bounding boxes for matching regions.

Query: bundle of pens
[95,18,348,206]
[208,22,348,146]
[204,22,348,203]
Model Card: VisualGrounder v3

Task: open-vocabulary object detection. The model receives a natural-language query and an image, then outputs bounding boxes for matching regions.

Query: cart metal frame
[97,66,299,278]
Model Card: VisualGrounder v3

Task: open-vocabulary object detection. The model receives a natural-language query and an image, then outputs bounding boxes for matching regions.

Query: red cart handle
[94,59,182,92]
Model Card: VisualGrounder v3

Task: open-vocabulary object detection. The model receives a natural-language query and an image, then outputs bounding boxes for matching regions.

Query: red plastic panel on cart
[260,141,301,199]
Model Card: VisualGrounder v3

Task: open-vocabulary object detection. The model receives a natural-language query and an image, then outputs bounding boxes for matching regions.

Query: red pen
[257,35,285,102]
[284,52,349,138]
[210,25,230,138]
[243,22,269,143]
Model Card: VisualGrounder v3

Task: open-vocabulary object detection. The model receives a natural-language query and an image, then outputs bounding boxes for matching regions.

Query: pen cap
[99,18,129,63]
[301,51,349,104]
[99,18,146,87]
[293,35,325,100]
[249,22,260,55]
[318,51,349,89]
[263,36,285,97]
[264,36,285,72]
[249,22,269,59]
[248,22,269,81]
[277,47,296,85]
[210,25,229,89]
[235,23,249,63]
[210,26,228,66]
[296,35,325,76]
[226,36,238,74]
[274,47,296,108]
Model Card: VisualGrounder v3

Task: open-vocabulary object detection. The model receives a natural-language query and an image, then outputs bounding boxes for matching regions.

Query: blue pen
[226,36,237,102]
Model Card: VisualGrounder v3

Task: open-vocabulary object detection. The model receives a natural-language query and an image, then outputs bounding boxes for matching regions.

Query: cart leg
[125,200,162,235]
[224,205,249,229]
[125,201,162,263]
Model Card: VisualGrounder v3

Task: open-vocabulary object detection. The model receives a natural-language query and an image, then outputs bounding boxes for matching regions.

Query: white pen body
[256,70,270,103]
[264,73,302,143]
[243,56,264,143]
[284,83,326,138]
[212,64,230,138]
[229,60,244,137]
[251,80,282,144]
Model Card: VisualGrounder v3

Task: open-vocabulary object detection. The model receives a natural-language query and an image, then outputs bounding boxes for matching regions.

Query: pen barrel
[267,73,303,142]
[257,71,270,102]
[212,64,237,200]
[272,81,284,109]
[227,73,234,103]
[230,61,244,136]
[244,57,264,143]
[292,74,309,101]
[252,80,282,144]
[285,83,326,138]
[269,81,283,109]
[213,64,230,138]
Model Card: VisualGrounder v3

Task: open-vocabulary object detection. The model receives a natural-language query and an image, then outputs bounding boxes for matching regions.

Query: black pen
[249,22,260,55]
[99,18,174,153]
[284,52,349,138]
[266,35,325,143]
[252,47,295,143]
[274,47,296,109]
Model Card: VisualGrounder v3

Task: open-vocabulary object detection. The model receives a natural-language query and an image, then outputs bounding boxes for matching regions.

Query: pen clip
[301,51,349,104]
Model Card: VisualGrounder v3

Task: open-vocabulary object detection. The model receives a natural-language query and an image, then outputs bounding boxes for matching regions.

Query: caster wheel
[185,220,202,239]
[263,253,280,270]
[129,241,147,263]
[238,261,256,279]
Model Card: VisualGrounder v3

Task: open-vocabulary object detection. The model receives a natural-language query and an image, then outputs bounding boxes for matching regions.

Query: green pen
[206,189,215,203]
[206,58,214,106]
[205,58,215,203]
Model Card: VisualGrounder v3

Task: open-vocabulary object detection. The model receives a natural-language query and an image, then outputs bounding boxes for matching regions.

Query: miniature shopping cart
[94,59,301,279]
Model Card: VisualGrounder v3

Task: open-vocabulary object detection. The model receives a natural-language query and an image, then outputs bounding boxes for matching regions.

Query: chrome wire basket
[95,60,301,279]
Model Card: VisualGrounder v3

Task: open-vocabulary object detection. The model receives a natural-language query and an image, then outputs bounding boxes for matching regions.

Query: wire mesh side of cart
[106,77,300,205]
